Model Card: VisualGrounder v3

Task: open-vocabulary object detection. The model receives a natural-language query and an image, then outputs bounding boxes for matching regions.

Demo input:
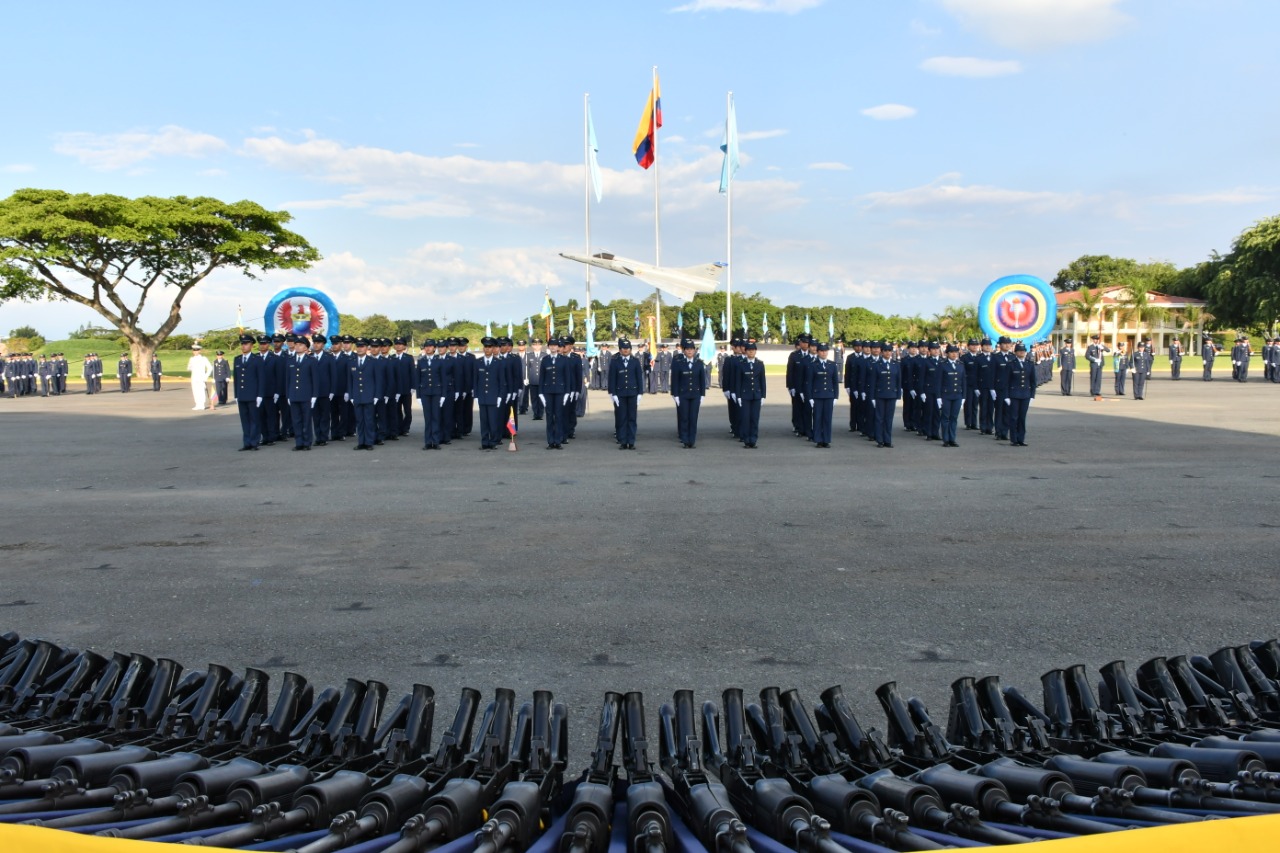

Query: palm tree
[1065,287,1105,342]
[1180,306,1214,349]
[936,304,980,342]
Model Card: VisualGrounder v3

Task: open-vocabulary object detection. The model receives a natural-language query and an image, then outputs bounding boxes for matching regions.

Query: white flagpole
[652,65,662,344]
[726,90,733,344]
[584,93,592,321]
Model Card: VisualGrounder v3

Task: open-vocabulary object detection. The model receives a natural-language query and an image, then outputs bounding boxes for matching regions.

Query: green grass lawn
[36,340,212,378]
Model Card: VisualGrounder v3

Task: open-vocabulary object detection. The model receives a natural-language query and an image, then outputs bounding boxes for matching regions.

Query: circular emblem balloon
[263,288,340,340]
[977,274,1057,342]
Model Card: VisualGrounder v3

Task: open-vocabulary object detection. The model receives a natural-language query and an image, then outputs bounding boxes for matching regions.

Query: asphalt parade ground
[1,376,1277,757]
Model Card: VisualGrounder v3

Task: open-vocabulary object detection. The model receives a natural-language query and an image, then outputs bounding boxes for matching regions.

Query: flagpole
[725,90,733,344]
[584,93,593,326]
[652,65,662,344]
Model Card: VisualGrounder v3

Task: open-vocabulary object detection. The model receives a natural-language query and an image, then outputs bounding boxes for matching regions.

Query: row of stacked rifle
[1,632,1279,850]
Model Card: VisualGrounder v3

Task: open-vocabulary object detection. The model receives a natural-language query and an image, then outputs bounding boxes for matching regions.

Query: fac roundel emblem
[978,274,1056,342]
[263,288,340,340]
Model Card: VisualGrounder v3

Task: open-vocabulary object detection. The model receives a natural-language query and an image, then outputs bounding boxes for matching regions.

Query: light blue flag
[828,314,835,340]
[700,315,717,364]
[611,310,617,332]
[507,321,513,337]
[804,314,811,334]
[718,97,740,194]
[568,311,574,334]
[762,313,769,337]
[527,318,534,339]
[587,104,604,203]
[781,314,788,338]
[549,314,555,336]
[586,321,598,356]
[634,309,640,333]
[677,312,684,330]
[740,310,747,335]
[699,308,705,329]
[589,312,596,332]
[485,321,492,337]
[720,310,727,334]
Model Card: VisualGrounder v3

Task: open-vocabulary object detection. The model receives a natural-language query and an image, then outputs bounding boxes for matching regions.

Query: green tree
[0,189,318,377]
[935,304,980,342]
[1209,215,1280,329]
[1051,254,1139,292]
[1065,287,1106,338]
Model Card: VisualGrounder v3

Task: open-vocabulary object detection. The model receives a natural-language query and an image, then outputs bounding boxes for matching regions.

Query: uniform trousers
[478,403,502,447]
[1007,398,1030,444]
[543,393,564,445]
[874,398,896,446]
[311,397,331,442]
[238,401,260,448]
[675,396,701,445]
[940,399,962,444]
[1089,365,1104,395]
[353,402,376,447]
[811,398,833,445]
[614,395,638,445]
[1060,370,1073,395]
[738,398,761,445]
[420,395,444,446]
[288,401,313,448]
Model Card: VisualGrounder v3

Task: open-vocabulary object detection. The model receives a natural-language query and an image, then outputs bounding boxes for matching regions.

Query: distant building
[1054,286,1209,352]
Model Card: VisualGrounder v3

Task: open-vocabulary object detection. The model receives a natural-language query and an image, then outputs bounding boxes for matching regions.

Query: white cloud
[862,173,1087,213]
[808,162,851,171]
[861,104,917,120]
[2,163,36,173]
[910,19,943,37]
[920,56,1022,77]
[741,128,789,141]
[671,0,824,13]
[1157,188,1276,206]
[801,276,896,300]
[53,125,228,170]
[938,0,1130,51]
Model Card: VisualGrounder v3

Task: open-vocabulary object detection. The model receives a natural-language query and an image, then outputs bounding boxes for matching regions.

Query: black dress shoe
[332,436,344,441]
[315,441,327,446]
[619,444,628,450]
[374,440,384,445]
[300,445,311,451]
[354,444,366,450]
[291,446,302,451]
[262,441,275,446]
[386,435,398,441]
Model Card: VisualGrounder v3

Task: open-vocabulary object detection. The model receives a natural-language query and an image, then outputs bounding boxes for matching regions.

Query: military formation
[0,352,70,397]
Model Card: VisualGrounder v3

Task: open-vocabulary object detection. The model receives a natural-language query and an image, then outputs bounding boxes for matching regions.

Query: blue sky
[3,0,1277,338]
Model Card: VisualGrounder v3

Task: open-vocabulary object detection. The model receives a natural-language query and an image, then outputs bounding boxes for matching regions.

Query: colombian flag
[507,407,518,436]
[632,74,662,169]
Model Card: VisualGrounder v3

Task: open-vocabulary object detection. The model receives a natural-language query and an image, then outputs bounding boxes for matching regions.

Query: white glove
[539,394,546,406]
[1233,361,1240,366]
[310,397,316,407]
[344,392,350,402]
[384,396,389,403]
[974,390,980,397]
[439,397,446,408]
[328,393,334,400]
[871,399,876,408]
[454,392,460,400]
[1004,398,1011,406]
[990,390,997,400]
[611,395,620,406]
[523,378,529,386]
[723,391,731,399]
[395,394,401,401]
[937,398,943,409]
[255,396,262,406]
[273,394,279,403]
[809,398,814,408]
[909,390,917,398]
[1027,398,1033,407]
[673,396,680,407]
[789,388,795,397]
[921,394,927,403]
[731,393,738,403]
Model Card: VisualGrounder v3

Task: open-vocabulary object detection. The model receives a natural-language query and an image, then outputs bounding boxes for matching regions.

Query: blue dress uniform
[117,356,132,392]
[733,345,767,448]
[472,341,510,450]
[722,343,742,438]
[1168,340,1183,380]
[523,345,544,418]
[285,349,317,449]
[1058,343,1076,395]
[669,343,707,448]
[392,341,415,434]
[871,345,901,447]
[455,343,476,437]
[329,342,349,439]
[373,347,394,441]
[258,340,281,443]
[1114,348,1130,395]
[920,348,942,440]
[1131,345,1151,400]
[608,341,645,449]
[843,344,861,432]
[310,341,335,445]
[786,342,807,435]
[960,342,979,429]
[212,355,230,403]
[900,347,919,432]
[562,337,582,438]
[991,341,1013,440]
[416,344,447,449]
[938,348,967,447]
[233,338,262,450]
[1086,337,1109,395]
[1201,338,1218,380]
[1004,346,1036,446]
[38,357,53,396]
[538,347,569,448]
[804,344,839,447]
[271,336,293,438]
[347,343,382,449]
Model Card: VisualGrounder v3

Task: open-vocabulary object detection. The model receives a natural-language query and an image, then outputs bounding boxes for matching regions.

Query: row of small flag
[492,311,836,340]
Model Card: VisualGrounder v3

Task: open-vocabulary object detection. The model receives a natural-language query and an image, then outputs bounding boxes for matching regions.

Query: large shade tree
[0,189,319,375]
[1210,215,1280,330]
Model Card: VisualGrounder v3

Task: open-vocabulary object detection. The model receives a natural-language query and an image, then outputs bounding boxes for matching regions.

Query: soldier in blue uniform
[212,351,230,405]
[330,335,350,440]
[1269,338,1280,383]
[455,336,475,437]
[961,339,979,429]
[1113,342,1130,395]
[785,336,808,436]
[734,341,766,448]
[1168,338,1183,380]
[472,337,510,450]
[721,338,741,438]
[233,334,263,451]
[1086,334,1109,398]
[920,341,942,440]
[523,339,543,419]
[347,338,381,449]
[285,337,317,450]
[416,339,446,449]
[843,340,862,433]
[561,335,582,439]
[804,341,839,448]
[1201,335,1219,380]
[256,335,280,444]
[308,335,334,445]
[538,337,568,449]
[608,338,644,449]
[900,341,920,434]
[38,354,52,396]
[938,344,967,447]
[117,354,133,393]
[871,342,901,448]
[391,337,414,435]
[499,337,522,432]
[1004,342,1036,446]
[669,338,706,448]
[1232,336,1252,382]
[1058,340,1076,395]
[1131,342,1151,400]
[271,333,293,438]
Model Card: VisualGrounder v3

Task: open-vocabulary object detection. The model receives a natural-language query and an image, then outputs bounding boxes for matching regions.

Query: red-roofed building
[1054,286,1209,352]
